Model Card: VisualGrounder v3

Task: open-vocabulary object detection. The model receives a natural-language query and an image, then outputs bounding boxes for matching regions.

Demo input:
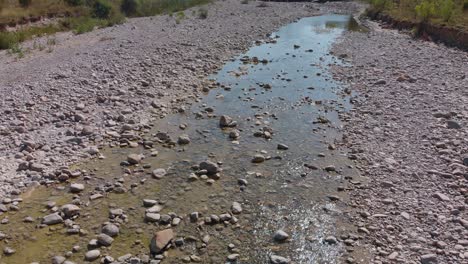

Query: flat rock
[150,229,174,254]
[42,213,63,225]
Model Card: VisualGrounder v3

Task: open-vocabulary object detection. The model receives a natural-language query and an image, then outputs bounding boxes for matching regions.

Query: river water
[0,14,368,264]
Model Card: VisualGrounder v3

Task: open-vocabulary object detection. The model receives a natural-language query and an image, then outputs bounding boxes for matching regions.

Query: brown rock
[150,229,174,254]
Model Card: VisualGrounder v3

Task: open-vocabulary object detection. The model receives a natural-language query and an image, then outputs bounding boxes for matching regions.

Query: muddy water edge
[0,15,369,264]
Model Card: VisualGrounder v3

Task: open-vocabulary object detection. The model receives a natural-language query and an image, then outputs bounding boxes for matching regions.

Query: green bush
[62,16,101,34]
[18,0,32,8]
[93,0,112,18]
[370,0,391,11]
[463,0,468,10]
[121,0,138,16]
[415,0,436,21]
[65,0,84,6]
[439,0,455,22]
[0,32,19,50]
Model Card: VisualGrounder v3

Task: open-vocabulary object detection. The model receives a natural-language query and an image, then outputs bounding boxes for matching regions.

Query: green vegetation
[0,0,212,51]
[0,24,62,49]
[175,10,185,24]
[367,0,468,28]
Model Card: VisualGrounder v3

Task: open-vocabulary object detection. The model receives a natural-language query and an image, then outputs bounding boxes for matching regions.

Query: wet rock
[199,161,220,175]
[231,202,242,214]
[273,230,289,242]
[150,229,174,254]
[69,183,84,193]
[252,154,265,163]
[84,250,100,261]
[42,213,63,225]
[270,255,290,264]
[152,168,167,179]
[177,135,191,145]
[277,144,289,150]
[127,154,142,165]
[229,129,240,139]
[220,115,237,127]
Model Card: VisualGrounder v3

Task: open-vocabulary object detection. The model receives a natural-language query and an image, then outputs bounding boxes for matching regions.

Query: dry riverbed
[332,20,468,264]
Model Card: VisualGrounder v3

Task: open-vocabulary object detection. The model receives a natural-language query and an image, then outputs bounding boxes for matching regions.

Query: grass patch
[367,0,468,29]
[0,24,62,50]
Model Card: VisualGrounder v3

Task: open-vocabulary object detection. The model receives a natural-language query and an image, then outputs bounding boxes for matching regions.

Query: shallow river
[0,14,368,264]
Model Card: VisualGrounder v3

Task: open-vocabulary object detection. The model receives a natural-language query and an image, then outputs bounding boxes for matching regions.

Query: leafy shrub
[62,16,101,34]
[18,0,32,8]
[439,0,455,22]
[106,11,125,26]
[121,0,138,16]
[463,0,468,10]
[65,0,84,6]
[0,32,18,50]
[370,0,390,11]
[93,0,112,18]
[198,8,207,19]
[415,0,436,21]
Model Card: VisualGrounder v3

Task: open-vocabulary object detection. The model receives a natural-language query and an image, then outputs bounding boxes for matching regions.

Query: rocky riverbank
[0,0,360,197]
[333,19,468,264]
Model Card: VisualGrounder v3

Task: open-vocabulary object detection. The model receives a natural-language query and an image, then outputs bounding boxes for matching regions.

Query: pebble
[102,223,120,237]
[42,213,63,225]
[84,250,100,261]
[69,183,84,193]
[252,154,265,163]
[97,233,114,246]
[270,255,290,264]
[231,202,242,214]
[152,168,167,179]
[273,230,289,242]
[127,154,142,165]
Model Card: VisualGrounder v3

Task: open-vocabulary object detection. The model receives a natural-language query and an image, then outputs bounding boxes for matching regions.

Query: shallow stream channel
[0,14,369,264]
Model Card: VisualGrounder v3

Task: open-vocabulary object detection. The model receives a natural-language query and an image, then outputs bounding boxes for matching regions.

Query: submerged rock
[220,115,237,127]
[199,161,220,175]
